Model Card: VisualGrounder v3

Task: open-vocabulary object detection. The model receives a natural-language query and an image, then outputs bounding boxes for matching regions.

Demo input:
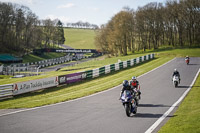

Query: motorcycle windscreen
[122,90,131,98]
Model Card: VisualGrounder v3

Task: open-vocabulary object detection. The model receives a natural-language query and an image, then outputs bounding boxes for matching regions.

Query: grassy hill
[64,28,96,49]
[22,52,66,63]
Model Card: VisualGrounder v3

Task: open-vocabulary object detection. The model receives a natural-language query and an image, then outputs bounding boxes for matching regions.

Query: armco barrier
[13,77,58,95]
[57,53,154,86]
[0,84,13,99]
[0,53,154,99]
[58,72,87,85]
[4,54,75,72]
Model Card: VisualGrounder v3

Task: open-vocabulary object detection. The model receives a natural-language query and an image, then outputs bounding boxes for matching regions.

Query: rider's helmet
[174,69,177,72]
[132,76,137,82]
[123,80,129,87]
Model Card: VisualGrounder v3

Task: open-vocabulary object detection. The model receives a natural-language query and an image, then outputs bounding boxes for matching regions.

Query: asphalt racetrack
[0,57,200,133]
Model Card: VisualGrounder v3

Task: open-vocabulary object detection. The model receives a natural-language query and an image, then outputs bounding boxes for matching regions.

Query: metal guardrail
[0,54,154,100]
[0,84,13,99]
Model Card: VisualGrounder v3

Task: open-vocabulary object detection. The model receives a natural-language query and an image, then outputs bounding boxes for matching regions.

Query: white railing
[0,84,13,99]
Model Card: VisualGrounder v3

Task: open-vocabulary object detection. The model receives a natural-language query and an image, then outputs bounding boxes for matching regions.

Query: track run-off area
[0,57,200,133]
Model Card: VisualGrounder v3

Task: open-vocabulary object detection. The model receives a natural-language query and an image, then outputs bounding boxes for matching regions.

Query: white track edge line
[0,57,176,117]
[145,68,200,133]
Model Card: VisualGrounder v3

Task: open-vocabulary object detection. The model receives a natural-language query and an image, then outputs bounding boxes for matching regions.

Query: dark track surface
[0,57,199,133]
[40,58,93,72]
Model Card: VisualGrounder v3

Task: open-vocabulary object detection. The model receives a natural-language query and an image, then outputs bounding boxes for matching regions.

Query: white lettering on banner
[59,76,66,84]
[13,77,58,95]
[67,75,82,81]
[82,73,87,79]
[56,49,92,53]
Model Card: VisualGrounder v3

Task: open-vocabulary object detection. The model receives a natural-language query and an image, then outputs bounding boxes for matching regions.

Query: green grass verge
[0,48,199,85]
[22,52,66,63]
[0,48,199,109]
[0,53,150,85]
[0,54,173,108]
[157,47,200,57]
[64,28,96,49]
[0,75,12,79]
[158,74,200,133]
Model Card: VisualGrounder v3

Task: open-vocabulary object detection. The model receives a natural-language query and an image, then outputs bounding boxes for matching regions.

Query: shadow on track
[132,113,177,118]
[139,104,171,108]
[134,113,163,118]
[176,86,190,88]
[187,64,199,65]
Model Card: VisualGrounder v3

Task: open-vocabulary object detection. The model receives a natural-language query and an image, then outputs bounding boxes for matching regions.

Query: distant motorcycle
[172,75,179,87]
[185,58,189,65]
[120,90,137,117]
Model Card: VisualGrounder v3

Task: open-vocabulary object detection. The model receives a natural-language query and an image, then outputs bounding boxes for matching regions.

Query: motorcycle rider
[185,55,190,60]
[119,80,131,99]
[185,55,190,63]
[130,76,141,100]
[172,69,181,83]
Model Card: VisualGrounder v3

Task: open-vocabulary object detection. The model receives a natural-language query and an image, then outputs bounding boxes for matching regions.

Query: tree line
[95,0,200,56]
[0,2,65,56]
[66,21,99,29]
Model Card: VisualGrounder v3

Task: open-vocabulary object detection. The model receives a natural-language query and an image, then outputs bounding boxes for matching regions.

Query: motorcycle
[172,75,179,87]
[120,90,137,117]
[133,88,140,106]
[185,58,189,65]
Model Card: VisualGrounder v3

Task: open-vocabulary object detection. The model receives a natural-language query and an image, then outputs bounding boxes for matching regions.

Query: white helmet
[132,76,136,80]
[174,69,177,72]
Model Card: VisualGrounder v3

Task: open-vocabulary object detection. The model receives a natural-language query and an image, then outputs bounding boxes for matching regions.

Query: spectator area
[0,54,22,63]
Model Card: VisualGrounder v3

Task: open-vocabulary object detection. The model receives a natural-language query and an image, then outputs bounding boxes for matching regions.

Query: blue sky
[1,0,166,26]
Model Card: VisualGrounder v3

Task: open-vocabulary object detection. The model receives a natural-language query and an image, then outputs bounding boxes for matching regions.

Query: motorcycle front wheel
[125,103,131,117]
[175,81,178,87]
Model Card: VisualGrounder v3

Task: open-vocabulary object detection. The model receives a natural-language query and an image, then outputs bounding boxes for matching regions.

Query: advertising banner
[58,75,67,85]
[13,77,58,95]
[66,72,86,84]
[58,72,87,85]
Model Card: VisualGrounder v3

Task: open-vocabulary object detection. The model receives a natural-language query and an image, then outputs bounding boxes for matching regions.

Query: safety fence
[0,54,154,99]
[0,84,13,99]
[1,54,85,75]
